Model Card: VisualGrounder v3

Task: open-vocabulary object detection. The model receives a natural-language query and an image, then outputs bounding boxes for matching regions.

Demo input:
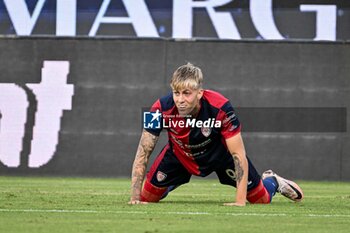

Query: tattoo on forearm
[130,130,158,200]
[233,155,244,183]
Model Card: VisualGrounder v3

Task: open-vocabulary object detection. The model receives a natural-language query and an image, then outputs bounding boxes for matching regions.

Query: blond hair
[170,63,203,91]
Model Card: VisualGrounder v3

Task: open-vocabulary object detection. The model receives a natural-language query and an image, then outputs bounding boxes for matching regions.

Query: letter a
[89,0,158,37]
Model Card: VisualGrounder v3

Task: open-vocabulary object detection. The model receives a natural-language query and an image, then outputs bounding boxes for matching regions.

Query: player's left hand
[128,200,148,205]
[223,202,246,207]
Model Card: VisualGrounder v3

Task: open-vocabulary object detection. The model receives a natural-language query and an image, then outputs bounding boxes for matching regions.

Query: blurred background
[0,0,349,181]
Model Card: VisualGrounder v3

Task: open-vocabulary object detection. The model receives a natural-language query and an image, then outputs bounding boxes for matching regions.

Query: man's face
[172,87,203,117]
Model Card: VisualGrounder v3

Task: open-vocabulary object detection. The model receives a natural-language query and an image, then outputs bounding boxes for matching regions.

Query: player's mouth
[177,106,189,114]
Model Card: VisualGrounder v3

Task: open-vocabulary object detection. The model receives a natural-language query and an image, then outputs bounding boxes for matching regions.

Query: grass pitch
[0,176,349,233]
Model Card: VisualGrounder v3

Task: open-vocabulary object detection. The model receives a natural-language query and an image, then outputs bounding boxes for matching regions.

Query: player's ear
[197,89,204,99]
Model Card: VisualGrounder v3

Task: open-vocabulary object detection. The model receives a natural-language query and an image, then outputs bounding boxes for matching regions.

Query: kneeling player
[129,63,303,206]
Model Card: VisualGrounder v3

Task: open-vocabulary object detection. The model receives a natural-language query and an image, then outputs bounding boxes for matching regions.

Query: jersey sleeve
[144,99,163,136]
[217,101,241,139]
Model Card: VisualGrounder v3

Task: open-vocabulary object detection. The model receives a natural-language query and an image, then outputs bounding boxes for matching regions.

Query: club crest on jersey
[201,126,212,137]
[156,171,167,182]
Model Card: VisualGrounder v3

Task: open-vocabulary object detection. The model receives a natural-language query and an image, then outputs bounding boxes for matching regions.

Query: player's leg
[215,155,278,204]
[247,174,278,204]
[262,170,304,202]
[140,144,191,202]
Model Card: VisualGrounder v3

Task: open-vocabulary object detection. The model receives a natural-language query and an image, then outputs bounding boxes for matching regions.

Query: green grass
[0,176,349,233]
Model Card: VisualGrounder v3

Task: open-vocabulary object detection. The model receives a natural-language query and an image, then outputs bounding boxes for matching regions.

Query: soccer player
[129,63,303,206]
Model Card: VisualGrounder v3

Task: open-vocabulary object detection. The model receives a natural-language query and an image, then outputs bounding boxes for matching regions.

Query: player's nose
[177,94,185,103]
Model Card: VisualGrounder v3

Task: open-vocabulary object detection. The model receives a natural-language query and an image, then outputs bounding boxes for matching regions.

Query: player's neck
[189,101,201,118]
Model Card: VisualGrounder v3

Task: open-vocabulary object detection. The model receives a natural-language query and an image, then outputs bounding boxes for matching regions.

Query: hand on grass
[223,202,246,207]
[128,200,148,205]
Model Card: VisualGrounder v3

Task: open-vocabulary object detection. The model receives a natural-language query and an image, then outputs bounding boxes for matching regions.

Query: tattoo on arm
[233,155,244,183]
[130,130,159,200]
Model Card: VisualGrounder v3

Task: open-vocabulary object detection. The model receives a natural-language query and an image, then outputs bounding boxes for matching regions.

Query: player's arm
[129,129,159,204]
[224,132,248,207]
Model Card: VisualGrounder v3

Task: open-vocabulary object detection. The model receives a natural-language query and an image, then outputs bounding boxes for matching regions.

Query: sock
[160,185,178,200]
[263,177,279,202]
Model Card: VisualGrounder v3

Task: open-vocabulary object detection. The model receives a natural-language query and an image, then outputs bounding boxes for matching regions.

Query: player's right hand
[128,200,148,205]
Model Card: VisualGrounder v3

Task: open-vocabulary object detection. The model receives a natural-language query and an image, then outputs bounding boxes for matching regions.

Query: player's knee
[140,180,167,203]
[247,180,271,204]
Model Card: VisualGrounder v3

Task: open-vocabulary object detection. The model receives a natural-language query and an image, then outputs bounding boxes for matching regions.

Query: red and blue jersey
[145,90,241,177]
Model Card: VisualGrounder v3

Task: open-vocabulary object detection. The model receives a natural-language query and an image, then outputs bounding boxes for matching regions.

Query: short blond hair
[170,63,203,91]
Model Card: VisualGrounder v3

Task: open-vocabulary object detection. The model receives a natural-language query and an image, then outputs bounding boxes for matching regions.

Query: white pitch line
[0,209,349,218]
